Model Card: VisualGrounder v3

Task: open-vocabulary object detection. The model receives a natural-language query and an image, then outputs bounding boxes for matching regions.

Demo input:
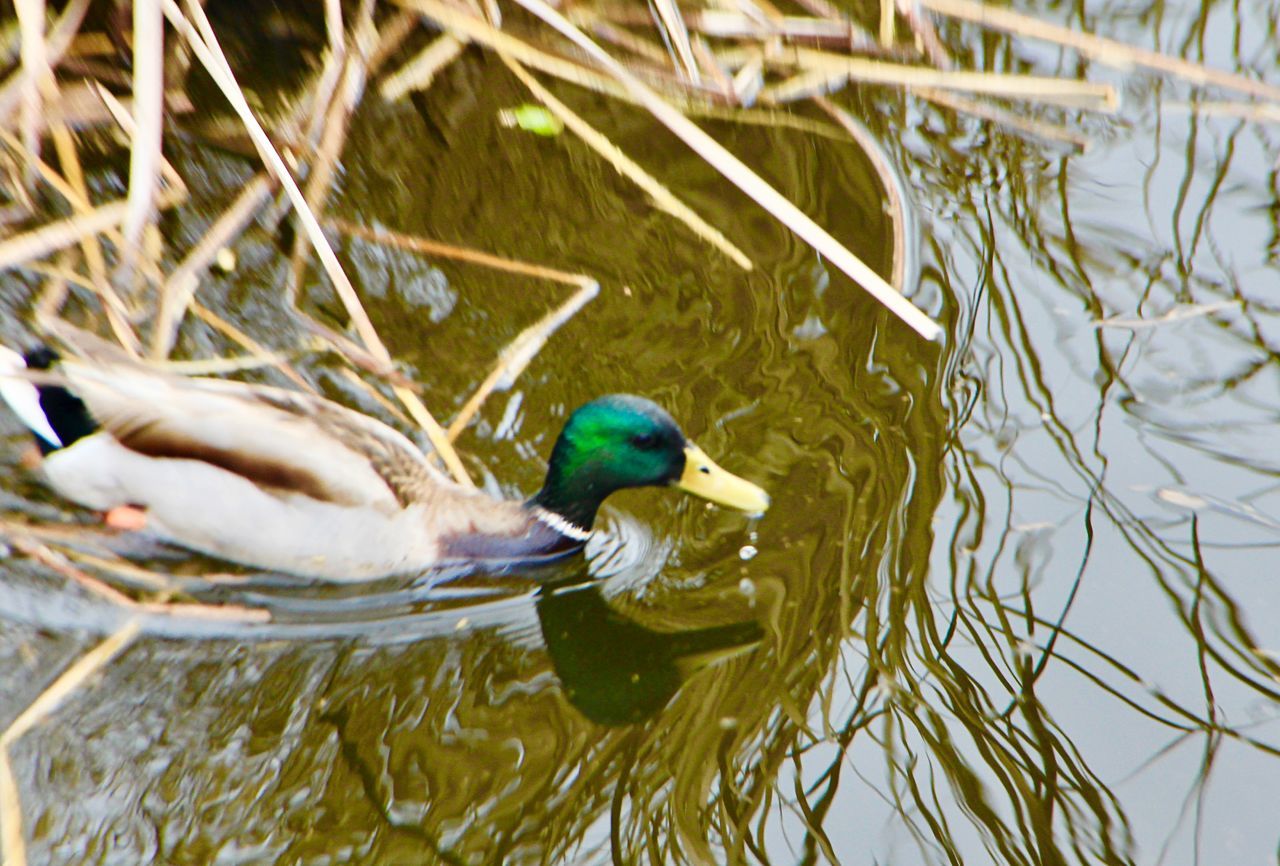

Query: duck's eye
[631,432,661,450]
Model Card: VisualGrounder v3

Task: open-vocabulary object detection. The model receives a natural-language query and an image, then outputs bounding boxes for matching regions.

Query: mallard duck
[0,346,768,581]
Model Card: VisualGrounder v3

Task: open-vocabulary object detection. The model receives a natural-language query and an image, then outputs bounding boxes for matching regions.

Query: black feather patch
[25,348,98,455]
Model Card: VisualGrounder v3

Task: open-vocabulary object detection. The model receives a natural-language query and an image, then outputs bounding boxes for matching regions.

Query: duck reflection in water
[536,576,764,726]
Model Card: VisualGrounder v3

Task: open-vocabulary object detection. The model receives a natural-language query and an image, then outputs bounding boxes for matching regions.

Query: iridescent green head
[531,395,769,532]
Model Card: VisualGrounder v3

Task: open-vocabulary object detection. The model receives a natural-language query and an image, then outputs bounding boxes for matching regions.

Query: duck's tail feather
[0,345,97,454]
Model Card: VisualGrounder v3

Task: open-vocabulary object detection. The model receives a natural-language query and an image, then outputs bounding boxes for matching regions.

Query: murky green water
[2,1,1279,863]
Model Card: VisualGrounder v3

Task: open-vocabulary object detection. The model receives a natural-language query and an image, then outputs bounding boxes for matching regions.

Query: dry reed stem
[380,34,467,101]
[787,0,857,24]
[189,301,315,391]
[325,0,344,56]
[322,218,602,441]
[570,12,672,68]
[894,0,952,67]
[152,173,275,359]
[731,50,764,105]
[0,199,133,270]
[91,84,187,196]
[684,11,871,43]
[50,549,175,593]
[690,37,734,98]
[0,751,24,866]
[448,279,599,441]
[368,10,421,73]
[392,390,473,486]
[401,0,944,341]
[2,81,191,134]
[157,354,298,375]
[163,0,473,486]
[915,86,1092,148]
[2,522,270,622]
[12,0,46,172]
[0,620,141,866]
[138,601,269,621]
[0,621,141,749]
[302,40,347,147]
[287,0,376,299]
[337,366,416,429]
[45,99,139,355]
[766,49,1118,109]
[0,0,90,124]
[502,55,754,270]
[161,0,381,362]
[650,0,701,84]
[33,257,69,322]
[122,0,164,262]
[0,129,141,344]
[921,0,1280,104]
[879,0,894,47]
[8,535,143,607]
[324,218,594,284]
[291,316,417,386]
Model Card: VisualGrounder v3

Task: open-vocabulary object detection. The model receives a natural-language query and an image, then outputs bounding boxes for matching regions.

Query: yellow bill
[674,443,770,515]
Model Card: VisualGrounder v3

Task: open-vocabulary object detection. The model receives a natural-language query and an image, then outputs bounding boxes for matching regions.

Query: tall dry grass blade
[93,83,186,199]
[0,751,26,866]
[46,94,139,355]
[12,0,46,171]
[338,366,415,428]
[731,49,764,106]
[0,128,163,352]
[650,0,702,83]
[162,0,473,485]
[189,300,315,391]
[33,255,70,322]
[920,0,1280,103]
[449,279,599,440]
[894,0,952,67]
[768,49,1119,109]
[503,56,754,270]
[690,37,734,97]
[152,173,274,359]
[691,11,869,42]
[288,0,377,298]
[400,0,944,340]
[1,620,141,749]
[0,0,90,124]
[381,34,467,101]
[325,218,595,284]
[7,535,142,607]
[325,0,344,55]
[161,0,380,359]
[369,10,421,73]
[325,216,608,443]
[0,200,131,270]
[122,0,164,259]
[570,10,673,67]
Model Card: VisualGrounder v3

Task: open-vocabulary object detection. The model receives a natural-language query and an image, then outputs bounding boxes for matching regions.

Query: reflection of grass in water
[884,12,1280,864]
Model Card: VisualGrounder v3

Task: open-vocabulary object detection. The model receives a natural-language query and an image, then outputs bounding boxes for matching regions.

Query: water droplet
[739,544,758,561]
